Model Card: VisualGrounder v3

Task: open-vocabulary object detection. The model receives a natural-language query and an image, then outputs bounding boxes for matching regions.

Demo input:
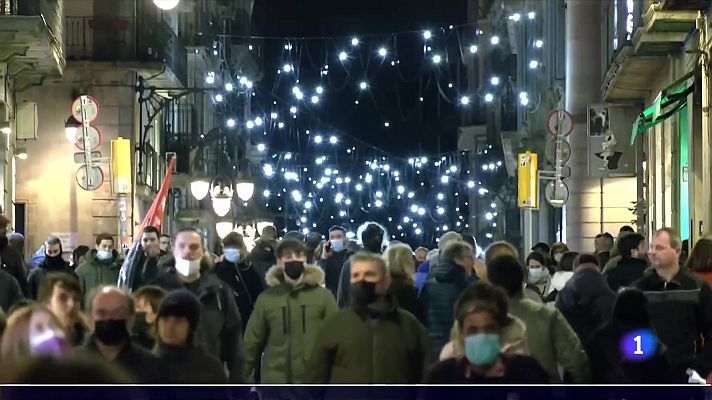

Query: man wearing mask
[76,233,122,308]
[28,236,76,299]
[131,285,166,350]
[319,225,350,299]
[124,226,165,291]
[81,286,165,382]
[250,225,278,279]
[154,227,244,382]
[38,273,87,346]
[0,215,27,297]
[308,251,432,383]
[421,241,475,355]
[336,222,385,308]
[243,240,337,383]
[214,232,263,332]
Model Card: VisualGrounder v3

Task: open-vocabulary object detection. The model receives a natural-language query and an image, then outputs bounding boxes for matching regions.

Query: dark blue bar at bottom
[0,385,710,400]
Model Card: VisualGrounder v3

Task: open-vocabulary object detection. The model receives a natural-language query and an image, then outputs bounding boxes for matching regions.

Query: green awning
[631,70,695,144]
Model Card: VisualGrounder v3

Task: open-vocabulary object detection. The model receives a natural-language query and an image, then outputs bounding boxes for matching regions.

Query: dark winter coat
[307,296,433,383]
[555,266,616,345]
[335,257,353,308]
[243,265,337,383]
[586,321,673,383]
[0,268,23,313]
[154,266,244,382]
[634,268,712,377]
[75,250,122,309]
[214,258,264,332]
[82,338,167,383]
[389,277,425,324]
[0,238,28,297]
[250,238,277,279]
[318,250,349,300]
[425,355,550,384]
[421,260,469,354]
[125,249,165,291]
[606,257,648,293]
[154,345,228,383]
[27,257,76,300]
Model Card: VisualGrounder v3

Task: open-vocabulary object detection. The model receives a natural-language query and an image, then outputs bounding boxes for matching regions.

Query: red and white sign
[547,110,574,137]
[71,95,100,123]
[73,124,102,151]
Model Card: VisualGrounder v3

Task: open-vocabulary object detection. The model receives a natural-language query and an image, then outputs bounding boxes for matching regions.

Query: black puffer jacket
[421,260,469,354]
[27,256,76,299]
[0,237,28,297]
[606,257,648,293]
[555,266,616,344]
[389,278,425,324]
[634,268,712,377]
[154,345,227,383]
[0,268,23,313]
[154,265,244,382]
[319,250,350,300]
[214,258,264,332]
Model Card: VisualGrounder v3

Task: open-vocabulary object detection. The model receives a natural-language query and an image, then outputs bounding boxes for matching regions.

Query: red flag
[118,156,176,290]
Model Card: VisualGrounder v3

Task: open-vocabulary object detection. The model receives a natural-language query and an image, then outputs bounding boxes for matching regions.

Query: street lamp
[153,0,179,10]
[65,116,81,143]
[210,176,233,217]
[190,179,211,200]
[215,221,234,239]
[235,180,255,202]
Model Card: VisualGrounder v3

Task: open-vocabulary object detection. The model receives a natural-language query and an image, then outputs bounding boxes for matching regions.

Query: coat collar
[264,264,325,288]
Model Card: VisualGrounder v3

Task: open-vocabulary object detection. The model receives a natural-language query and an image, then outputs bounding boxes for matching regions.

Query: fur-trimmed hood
[265,264,325,288]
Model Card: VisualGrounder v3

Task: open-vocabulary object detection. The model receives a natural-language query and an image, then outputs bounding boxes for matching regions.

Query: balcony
[655,0,709,11]
[64,15,187,88]
[601,3,697,102]
[0,0,65,78]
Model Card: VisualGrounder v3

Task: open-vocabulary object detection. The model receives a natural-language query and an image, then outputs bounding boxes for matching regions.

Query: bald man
[81,286,166,383]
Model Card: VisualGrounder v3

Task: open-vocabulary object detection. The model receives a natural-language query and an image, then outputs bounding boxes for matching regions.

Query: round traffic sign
[71,95,100,123]
[76,165,104,191]
[544,139,572,164]
[73,124,102,151]
[545,180,569,208]
[547,110,574,137]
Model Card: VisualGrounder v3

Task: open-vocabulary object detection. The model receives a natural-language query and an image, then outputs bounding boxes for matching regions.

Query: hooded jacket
[633,268,712,376]
[421,260,469,355]
[27,253,76,300]
[154,265,244,382]
[306,295,433,383]
[214,258,264,332]
[243,264,337,383]
[75,249,122,308]
[555,265,616,344]
[509,293,591,382]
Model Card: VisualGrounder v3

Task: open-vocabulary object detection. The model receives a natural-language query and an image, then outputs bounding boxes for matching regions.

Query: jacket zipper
[235,267,253,305]
[282,306,287,334]
[286,298,293,383]
[302,305,306,334]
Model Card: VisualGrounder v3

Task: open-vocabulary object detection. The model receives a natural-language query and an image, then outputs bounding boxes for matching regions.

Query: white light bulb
[359,81,368,90]
[460,96,470,105]
[415,228,422,235]
[408,192,415,199]
[375,191,383,198]
[529,60,539,69]
[423,30,432,40]
[378,47,387,57]
[214,94,223,102]
[469,44,478,53]
[263,190,270,198]
[311,96,319,104]
[316,86,324,94]
[278,122,285,129]
[329,136,338,144]
[484,93,494,102]
[314,135,323,144]
[410,205,418,213]
[295,92,304,100]
[351,37,359,46]
[226,118,236,128]
[255,117,263,126]
[485,212,494,221]
[491,36,500,45]
[534,39,544,48]
[305,201,312,209]
[355,183,363,191]
[397,186,405,194]
[291,190,303,202]
[528,11,536,19]
[384,122,390,127]
[467,180,475,188]
[283,64,292,73]
[225,83,234,91]
[375,200,383,208]
[245,81,253,89]
[509,13,521,21]
[263,164,274,177]
[270,112,278,119]
[290,106,298,114]
[491,76,500,85]
[432,55,442,64]
[437,193,444,200]
[246,121,254,129]
[257,143,266,152]
[418,208,426,216]
[521,97,529,106]
[441,175,449,183]
[339,51,348,61]
[437,207,445,215]
[284,153,292,160]
[205,72,215,84]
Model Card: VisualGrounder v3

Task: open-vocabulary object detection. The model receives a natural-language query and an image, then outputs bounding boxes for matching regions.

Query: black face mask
[352,281,378,306]
[94,319,129,345]
[45,254,65,267]
[284,261,305,280]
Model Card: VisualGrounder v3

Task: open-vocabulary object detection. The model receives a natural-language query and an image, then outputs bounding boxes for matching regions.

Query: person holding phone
[319,225,350,299]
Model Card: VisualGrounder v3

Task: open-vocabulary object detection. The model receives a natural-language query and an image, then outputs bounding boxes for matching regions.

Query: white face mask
[97,250,112,261]
[224,248,240,263]
[175,258,201,276]
[330,239,344,253]
[528,268,546,282]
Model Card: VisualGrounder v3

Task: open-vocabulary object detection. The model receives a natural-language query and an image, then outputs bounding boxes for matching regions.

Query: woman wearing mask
[525,252,551,299]
[383,243,424,323]
[214,232,264,332]
[426,282,549,383]
[153,290,227,383]
[0,304,71,361]
[549,243,569,275]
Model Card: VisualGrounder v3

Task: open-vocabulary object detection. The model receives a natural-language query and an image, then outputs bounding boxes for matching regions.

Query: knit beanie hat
[157,289,201,333]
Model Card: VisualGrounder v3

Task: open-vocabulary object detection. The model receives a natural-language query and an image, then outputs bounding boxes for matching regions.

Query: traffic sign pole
[80,95,94,187]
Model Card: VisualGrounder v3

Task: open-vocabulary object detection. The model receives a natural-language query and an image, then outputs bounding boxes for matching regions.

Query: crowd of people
[0,215,711,388]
